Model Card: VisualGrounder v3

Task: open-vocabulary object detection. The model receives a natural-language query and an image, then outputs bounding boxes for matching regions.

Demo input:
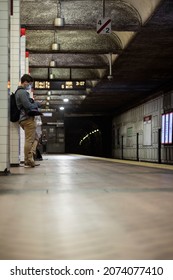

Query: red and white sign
[97,18,111,34]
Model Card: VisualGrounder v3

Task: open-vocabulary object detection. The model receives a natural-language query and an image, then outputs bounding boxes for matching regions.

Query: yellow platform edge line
[72,154,173,170]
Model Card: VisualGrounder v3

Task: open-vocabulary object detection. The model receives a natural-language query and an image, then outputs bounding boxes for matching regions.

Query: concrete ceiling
[21,0,173,117]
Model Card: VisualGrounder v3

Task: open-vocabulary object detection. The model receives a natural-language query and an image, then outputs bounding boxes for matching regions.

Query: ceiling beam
[26,49,122,55]
[21,24,141,32]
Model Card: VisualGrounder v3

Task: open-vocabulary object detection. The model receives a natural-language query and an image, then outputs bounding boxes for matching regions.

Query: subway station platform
[0,155,173,260]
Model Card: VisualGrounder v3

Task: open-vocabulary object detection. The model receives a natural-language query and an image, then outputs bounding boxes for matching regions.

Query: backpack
[10,90,20,122]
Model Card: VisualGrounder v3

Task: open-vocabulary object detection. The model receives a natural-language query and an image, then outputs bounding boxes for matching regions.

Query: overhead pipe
[107,53,113,81]
[109,52,112,76]
[102,0,105,18]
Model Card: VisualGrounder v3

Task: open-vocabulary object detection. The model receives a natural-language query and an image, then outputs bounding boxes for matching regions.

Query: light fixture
[46,102,50,106]
[59,106,64,110]
[63,98,69,102]
[52,30,59,50]
[50,60,56,67]
[49,56,56,67]
[47,96,51,101]
[86,88,92,94]
[47,91,52,96]
[49,69,55,79]
[54,0,64,27]
[50,74,54,79]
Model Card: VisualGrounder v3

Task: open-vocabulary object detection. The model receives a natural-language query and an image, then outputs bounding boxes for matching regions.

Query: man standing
[15,74,41,167]
[31,115,43,160]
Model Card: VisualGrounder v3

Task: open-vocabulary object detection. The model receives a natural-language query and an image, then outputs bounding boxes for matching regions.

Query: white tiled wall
[10,0,20,165]
[112,96,163,162]
[0,0,9,173]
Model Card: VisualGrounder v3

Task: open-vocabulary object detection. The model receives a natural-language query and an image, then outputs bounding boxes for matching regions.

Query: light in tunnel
[79,129,100,145]
[63,98,69,102]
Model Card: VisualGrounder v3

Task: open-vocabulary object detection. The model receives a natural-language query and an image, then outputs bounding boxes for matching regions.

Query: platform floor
[0,154,173,260]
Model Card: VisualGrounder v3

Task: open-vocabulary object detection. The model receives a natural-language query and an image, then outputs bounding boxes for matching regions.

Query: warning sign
[97,18,111,34]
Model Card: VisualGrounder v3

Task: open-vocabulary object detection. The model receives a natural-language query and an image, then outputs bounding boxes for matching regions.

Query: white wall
[112,95,164,163]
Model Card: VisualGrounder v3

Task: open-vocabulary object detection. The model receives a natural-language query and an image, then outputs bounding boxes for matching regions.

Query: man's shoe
[27,160,35,167]
[24,160,40,168]
[24,164,34,168]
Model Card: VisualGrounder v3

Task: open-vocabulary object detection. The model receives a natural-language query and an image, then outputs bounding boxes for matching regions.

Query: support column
[10,0,20,166]
[0,0,10,174]
[19,30,26,163]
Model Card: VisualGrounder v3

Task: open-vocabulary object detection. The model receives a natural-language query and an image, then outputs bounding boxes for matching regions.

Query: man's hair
[21,74,33,83]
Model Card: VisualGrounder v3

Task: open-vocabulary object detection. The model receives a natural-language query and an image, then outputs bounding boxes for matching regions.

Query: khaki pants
[31,139,39,156]
[20,117,36,164]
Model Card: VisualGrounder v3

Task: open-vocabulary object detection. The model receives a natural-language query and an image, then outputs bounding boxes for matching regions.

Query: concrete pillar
[0,0,10,174]
[19,32,26,163]
[10,0,20,166]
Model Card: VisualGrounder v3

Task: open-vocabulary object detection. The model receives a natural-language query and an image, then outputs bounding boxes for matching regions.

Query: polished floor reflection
[0,155,173,260]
